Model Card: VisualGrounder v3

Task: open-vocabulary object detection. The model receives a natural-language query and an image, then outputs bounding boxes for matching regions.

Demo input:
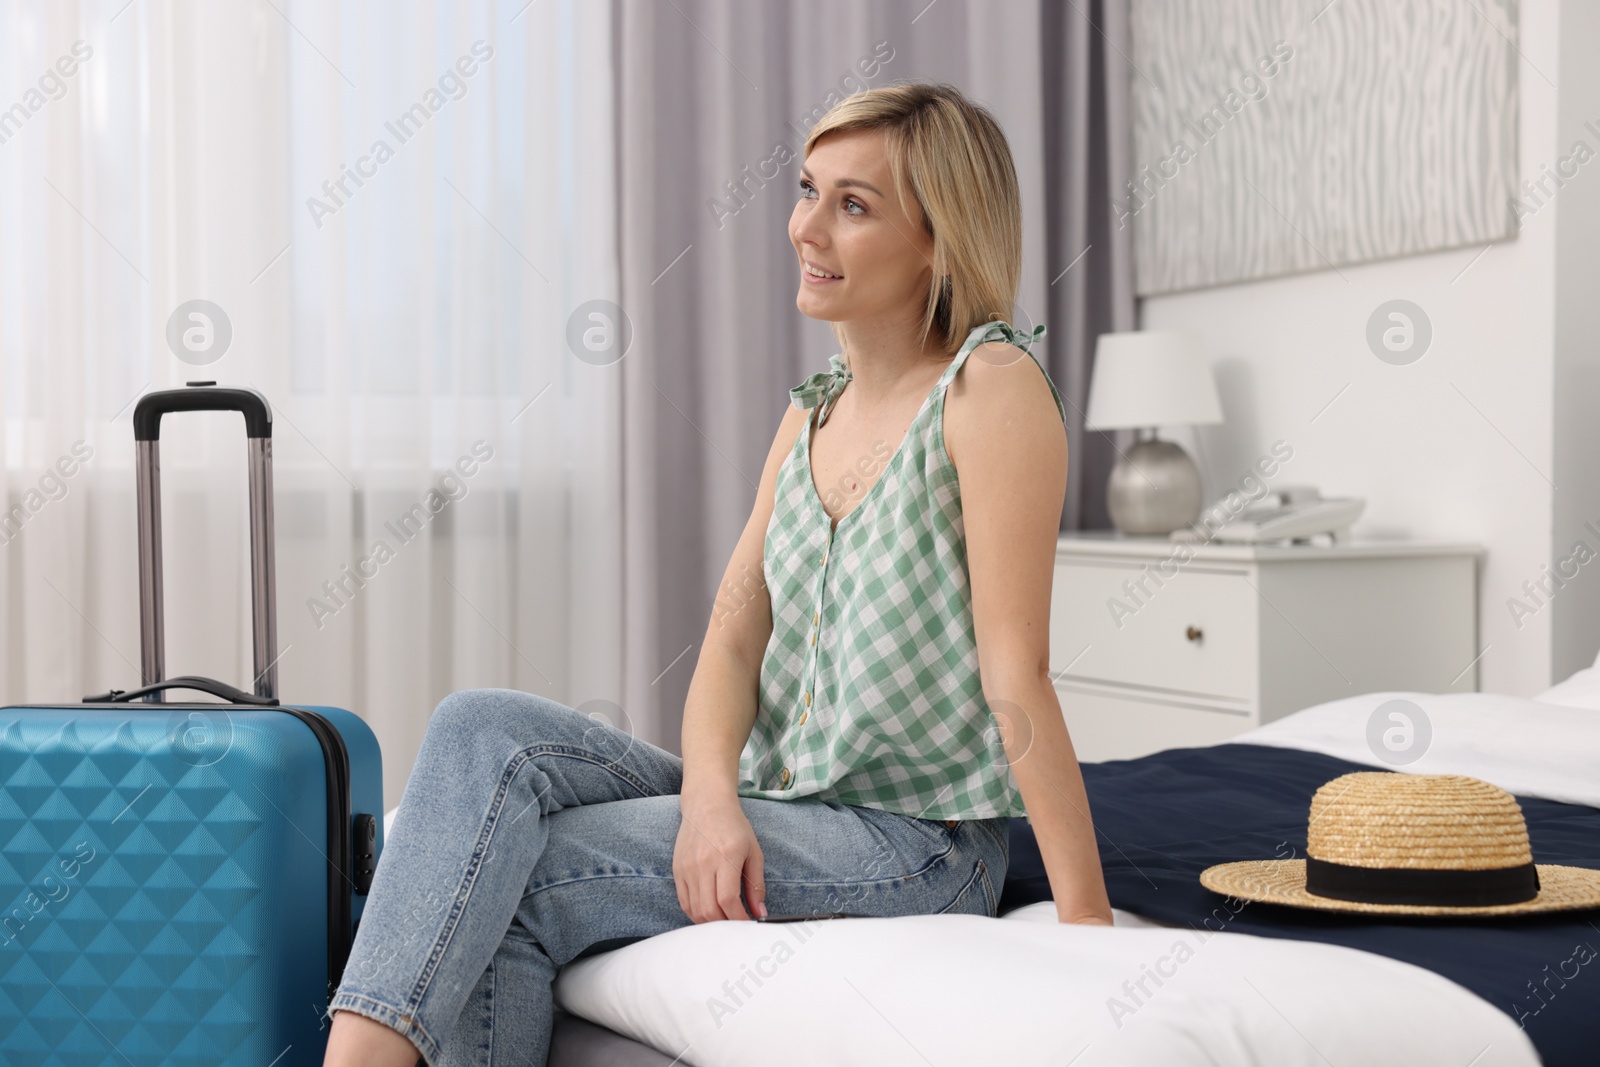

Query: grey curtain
[616,0,1136,749]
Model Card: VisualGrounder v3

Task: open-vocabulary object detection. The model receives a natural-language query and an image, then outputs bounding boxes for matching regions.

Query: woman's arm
[679,403,806,807]
[946,340,1114,925]
[674,404,810,923]
[985,676,1114,925]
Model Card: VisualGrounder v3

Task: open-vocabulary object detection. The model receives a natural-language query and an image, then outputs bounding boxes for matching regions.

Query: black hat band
[1304,856,1541,907]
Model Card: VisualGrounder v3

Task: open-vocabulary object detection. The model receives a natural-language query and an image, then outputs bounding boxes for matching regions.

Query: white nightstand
[1050,532,1484,762]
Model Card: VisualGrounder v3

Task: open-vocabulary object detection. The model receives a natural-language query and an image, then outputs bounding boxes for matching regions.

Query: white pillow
[1532,663,1600,712]
[1235,690,1600,807]
[552,906,1537,1066]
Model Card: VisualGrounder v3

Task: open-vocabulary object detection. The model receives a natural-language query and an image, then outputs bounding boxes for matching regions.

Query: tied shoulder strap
[973,319,1046,356]
[789,351,852,428]
[941,319,1048,385]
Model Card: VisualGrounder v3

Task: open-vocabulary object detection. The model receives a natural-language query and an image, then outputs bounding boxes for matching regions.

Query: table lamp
[1086,329,1223,535]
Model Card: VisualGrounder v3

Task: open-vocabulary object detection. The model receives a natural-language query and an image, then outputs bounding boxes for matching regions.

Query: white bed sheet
[547,686,1600,1066]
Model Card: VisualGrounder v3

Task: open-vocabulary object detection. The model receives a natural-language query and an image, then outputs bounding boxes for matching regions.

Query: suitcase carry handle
[133,383,279,702]
[83,673,280,706]
[133,386,273,442]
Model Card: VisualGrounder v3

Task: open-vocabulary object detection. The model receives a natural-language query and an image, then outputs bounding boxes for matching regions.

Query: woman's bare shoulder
[768,400,810,463]
[943,341,1062,469]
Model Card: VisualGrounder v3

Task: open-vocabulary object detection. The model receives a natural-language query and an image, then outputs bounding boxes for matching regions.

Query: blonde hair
[803,82,1023,360]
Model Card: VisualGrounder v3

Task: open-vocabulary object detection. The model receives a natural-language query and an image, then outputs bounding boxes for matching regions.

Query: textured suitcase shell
[0,702,381,1065]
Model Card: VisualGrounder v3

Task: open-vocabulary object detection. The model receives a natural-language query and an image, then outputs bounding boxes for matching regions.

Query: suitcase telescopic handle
[133,383,279,703]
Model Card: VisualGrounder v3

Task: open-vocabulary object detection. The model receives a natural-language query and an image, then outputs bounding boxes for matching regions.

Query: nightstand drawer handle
[1186,625,1203,643]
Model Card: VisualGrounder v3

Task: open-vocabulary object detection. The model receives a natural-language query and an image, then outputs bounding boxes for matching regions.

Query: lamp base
[1107,437,1203,536]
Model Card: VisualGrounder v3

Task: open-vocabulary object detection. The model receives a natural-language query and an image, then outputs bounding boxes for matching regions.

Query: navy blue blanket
[1000,744,1600,1066]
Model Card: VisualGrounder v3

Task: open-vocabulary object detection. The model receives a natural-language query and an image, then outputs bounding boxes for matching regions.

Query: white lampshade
[1085,329,1223,430]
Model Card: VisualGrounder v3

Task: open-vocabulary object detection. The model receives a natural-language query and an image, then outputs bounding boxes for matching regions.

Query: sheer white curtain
[0,0,624,805]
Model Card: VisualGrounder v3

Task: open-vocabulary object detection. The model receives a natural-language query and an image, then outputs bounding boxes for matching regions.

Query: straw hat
[1200,771,1600,916]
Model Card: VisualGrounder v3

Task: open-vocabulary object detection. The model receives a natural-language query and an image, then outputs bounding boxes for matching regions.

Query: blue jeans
[326,688,1011,1066]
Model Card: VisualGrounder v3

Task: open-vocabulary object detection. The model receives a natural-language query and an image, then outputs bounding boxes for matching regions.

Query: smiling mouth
[803,262,843,280]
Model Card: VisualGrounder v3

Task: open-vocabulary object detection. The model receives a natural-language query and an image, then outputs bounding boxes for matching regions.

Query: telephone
[1173,486,1365,544]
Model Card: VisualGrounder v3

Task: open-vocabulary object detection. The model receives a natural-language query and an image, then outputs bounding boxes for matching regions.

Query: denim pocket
[937,857,996,916]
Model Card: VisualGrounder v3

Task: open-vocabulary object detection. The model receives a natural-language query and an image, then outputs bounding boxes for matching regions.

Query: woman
[323,81,1112,1067]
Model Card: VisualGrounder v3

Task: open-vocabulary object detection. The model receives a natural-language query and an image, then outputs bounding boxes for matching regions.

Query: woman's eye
[797,180,865,216]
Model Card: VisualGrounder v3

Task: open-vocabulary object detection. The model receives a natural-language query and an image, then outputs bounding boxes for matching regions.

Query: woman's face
[789,127,937,326]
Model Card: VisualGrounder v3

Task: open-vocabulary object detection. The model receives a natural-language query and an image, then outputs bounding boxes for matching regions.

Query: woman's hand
[674,795,767,922]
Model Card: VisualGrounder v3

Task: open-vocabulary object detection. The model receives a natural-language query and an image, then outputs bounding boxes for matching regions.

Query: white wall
[1138,0,1587,697]
[1551,0,1600,685]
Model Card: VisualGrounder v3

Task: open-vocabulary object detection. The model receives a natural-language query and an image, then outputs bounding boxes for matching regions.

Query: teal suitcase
[0,384,383,1065]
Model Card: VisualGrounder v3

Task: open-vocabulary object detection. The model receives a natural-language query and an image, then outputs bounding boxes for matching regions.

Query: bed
[536,660,1600,1066]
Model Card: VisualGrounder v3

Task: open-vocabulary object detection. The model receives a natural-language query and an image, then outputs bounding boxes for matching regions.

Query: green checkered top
[736,320,1068,820]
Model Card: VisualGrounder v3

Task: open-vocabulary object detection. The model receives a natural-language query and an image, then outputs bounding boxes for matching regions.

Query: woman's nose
[792,206,830,248]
